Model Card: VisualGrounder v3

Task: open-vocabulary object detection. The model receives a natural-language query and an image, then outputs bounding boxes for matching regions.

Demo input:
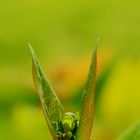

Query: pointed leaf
[75,39,99,140]
[29,44,64,140]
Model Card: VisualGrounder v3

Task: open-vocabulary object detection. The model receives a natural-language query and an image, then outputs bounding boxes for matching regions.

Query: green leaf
[116,122,140,140]
[75,39,99,140]
[29,44,64,140]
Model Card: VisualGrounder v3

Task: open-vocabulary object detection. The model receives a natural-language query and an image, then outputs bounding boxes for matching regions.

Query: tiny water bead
[54,112,79,140]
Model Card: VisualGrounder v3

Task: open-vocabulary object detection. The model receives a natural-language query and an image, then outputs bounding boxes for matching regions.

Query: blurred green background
[0,0,140,140]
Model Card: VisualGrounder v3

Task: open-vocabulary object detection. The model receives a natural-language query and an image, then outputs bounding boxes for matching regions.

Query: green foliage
[29,44,64,140]
[29,41,98,140]
[116,122,140,140]
[54,112,79,140]
[75,39,99,140]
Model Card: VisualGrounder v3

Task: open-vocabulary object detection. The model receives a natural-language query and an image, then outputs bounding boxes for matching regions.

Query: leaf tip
[28,43,34,57]
[28,43,39,65]
[93,37,100,52]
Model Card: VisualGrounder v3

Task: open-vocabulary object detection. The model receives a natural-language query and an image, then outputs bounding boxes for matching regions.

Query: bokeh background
[0,0,140,140]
